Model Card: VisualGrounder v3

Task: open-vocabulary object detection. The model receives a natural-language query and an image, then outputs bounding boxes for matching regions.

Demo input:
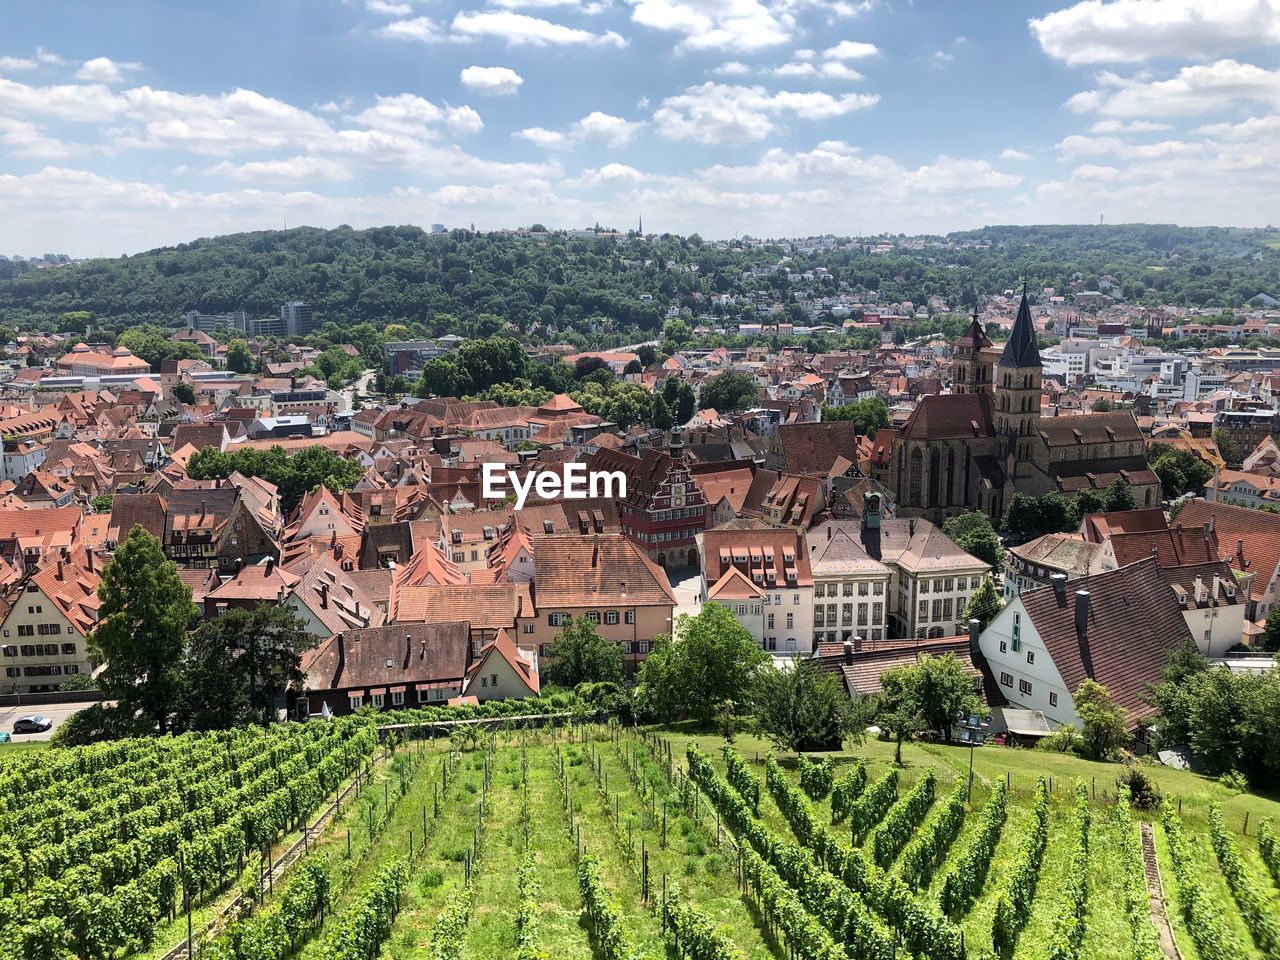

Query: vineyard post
[179,846,193,960]
[1244,812,1249,834]
[346,829,351,859]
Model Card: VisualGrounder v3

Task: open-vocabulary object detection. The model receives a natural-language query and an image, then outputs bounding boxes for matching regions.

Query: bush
[1218,770,1248,793]
[1117,765,1162,810]
[1035,727,1080,753]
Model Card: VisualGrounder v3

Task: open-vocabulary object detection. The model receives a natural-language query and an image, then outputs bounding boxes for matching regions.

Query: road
[0,700,101,741]
[666,565,703,629]
[340,368,377,413]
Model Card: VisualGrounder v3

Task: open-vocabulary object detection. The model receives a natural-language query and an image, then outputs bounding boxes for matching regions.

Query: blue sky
[1,0,1278,255]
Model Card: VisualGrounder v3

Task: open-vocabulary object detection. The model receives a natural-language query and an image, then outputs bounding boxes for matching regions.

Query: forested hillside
[1,224,1277,342]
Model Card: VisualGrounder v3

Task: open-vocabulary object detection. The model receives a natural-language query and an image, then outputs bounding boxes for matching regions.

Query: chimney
[968,618,981,658]
[1074,589,1090,641]
[336,633,345,678]
[854,633,863,652]
[592,533,600,568]
[200,499,206,518]
[1050,573,1067,598]
[908,517,916,538]
[265,557,275,575]
[843,638,853,665]
[1202,521,1211,541]
[405,633,412,661]
[827,526,832,541]
[56,559,63,580]
[319,582,329,609]
[1237,538,1245,564]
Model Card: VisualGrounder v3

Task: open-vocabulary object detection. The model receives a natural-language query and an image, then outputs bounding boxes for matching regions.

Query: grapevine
[1209,802,1280,960]
[939,780,1007,918]
[1162,802,1243,960]
[849,770,898,846]
[870,769,935,869]
[1047,782,1091,960]
[1114,787,1163,960]
[830,761,868,824]
[899,781,966,889]
[991,777,1049,958]
[798,755,835,800]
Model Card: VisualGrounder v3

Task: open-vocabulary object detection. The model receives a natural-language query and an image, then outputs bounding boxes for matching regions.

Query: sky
[1,0,1278,256]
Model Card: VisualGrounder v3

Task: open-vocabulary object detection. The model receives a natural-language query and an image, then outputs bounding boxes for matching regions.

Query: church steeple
[1000,286,1042,369]
[953,306,994,396]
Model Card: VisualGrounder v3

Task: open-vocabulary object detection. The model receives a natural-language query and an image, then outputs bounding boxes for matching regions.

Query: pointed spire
[999,289,1041,368]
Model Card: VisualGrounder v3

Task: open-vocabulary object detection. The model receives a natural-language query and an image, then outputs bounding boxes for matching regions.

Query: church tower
[994,289,1042,465]
[952,308,993,396]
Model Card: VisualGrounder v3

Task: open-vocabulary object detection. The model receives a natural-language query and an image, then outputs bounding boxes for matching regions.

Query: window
[605,610,619,625]
[0,645,14,657]
[785,613,793,629]
[1026,650,1035,664]
[371,693,384,708]
[737,604,746,616]
[944,578,954,592]
[1019,679,1032,696]
[586,611,600,624]
[767,614,775,629]
[932,599,943,620]
[418,689,431,703]
[873,582,884,596]
[523,623,534,634]
[814,583,825,598]
[942,599,953,620]
[1049,691,1058,707]
[539,643,551,656]
[624,610,635,624]
[842,582,854,597]
[918,600,928,620]
[1011,613,1021,652]
[857,582,868,597]
[999,640,1007,653]
[920,580,930,595]
[392,691,404,707]
[349,695,363,710]
[999,672,1013,687]
[638,641,650,654]
[857,603,868,626]
[17,626,33,637]
[842,603,853,625]
[872,602,882,623]
[548,613,569,627]
[4,667,18,678]
[491,673,498,686]
[61,643,75,655]
[481,677,488,687]
[793,593,799,605]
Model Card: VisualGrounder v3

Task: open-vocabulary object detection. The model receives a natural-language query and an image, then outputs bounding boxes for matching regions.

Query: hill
[0,224,1278,345]
[3,717,1278,960]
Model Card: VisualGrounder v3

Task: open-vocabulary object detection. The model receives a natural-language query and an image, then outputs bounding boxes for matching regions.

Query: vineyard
[2,721,1280,960]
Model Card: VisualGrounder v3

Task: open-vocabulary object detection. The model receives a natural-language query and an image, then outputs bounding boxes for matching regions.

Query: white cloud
[366,0,413,14]
[315,98,354,113]
[0,117,85,159]
[573,111,644,146]
[460,65,525,96]
[823,40,878,60]
[1088,118,1171,133]
[452,10,627,46]
[1030,0,1280,65]
[1000,148,1031,160]
[206,156,352,182]
[0,47,63,71]
[625,0,791,52]
[0,77,127,122]
[75,57,143,85]
[1056,133,1208,160]
[516,111,644,149]
[446,105,485,136]
[1195,114,1280,141]
[514,126,569,149]
[350,93,444,133]
[487,0,613,11]
[566,162,653,187]
[711,61,752,76]
[653,82,878,144]
[1065,59,1280,117]
[377,17,447,42]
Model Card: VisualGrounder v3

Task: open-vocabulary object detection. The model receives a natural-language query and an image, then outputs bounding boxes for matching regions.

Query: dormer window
[452,530,463,544]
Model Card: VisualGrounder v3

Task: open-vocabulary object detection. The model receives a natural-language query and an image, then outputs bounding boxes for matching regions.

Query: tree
[171,382,195,404]
[1074,488,1105,517]
[90,526,195,733]
[1212,427,1240,465]
[183,606,317,728]
[544,616,623,687]
[635,603,768,724]
[1263,605,1280,652]
[623,359,643,375]
[1090,398,1113,412]
[89,493,114,514]
[914,654,982,743]
[752,657,865,753]
[652,394,674,430]
[821,397,890,438]
[1073,679,1129,760]
[226,339,256,374]
[675,382,696,424]
[1148,442,1213,498]
[1001,492,1077,542]
[962,577,1004,629]
[698,372,759,412]
[1103,477,1137,511]
[877,663,926,765]
[942,512,1004,568]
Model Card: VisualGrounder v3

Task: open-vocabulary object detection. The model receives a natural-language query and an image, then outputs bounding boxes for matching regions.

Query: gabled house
[0,548,101,694]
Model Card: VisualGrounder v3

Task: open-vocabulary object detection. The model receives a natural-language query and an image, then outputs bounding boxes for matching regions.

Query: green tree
[89,493,113,514]
[821,397,890,438]
[185,446,233,480]
[89,526,195,733]
[1263,606,1280,652]
[675,382,696,424]
[1212,427,1240,465]
[877,663,926,765]
[635,602,768,724]
[752,656,865,753]
[1073,679,1129,760]
[171,381,195,404]
[544,616,623,687]
[914,653,982,743]
[698,372,760,412]
[652,394,674,430]
[183,606,318,729]
[962,577,1004,629]
[1103,477,1137,511]
[1074,488,1105,516]
[942,512,1004,567]
[226,339,256,374]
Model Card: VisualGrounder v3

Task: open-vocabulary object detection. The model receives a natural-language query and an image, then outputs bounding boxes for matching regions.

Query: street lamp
[955,711,992,802]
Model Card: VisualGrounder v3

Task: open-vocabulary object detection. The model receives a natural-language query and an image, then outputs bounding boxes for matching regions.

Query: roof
[109,493,168,543]
[207,561,300,602]
[703,526,813,588]
[999,292,1041,369]
[808,527,892,578]
[1176,498,1280,601]
[876,518,990,575]
[899,393,996,441]
[1039,411,1144,448]
[1008,533,1101,576]
[531,533,676,607]
[772,421,858,475]
[467,628,539,695]
[394,582,532,628]
[813,636,980,697]
[1016,557,1192,722]
[300,621,471,693]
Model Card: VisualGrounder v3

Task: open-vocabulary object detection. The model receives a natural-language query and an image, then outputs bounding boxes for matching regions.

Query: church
[889,291,1160,524]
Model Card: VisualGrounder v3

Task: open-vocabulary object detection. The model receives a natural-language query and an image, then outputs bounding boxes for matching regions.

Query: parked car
[13,715,52,734]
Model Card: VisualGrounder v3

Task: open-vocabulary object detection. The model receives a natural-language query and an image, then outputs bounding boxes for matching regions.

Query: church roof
[899,393,995,441]
[999,292,1042,369]
[954,314,992,350]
